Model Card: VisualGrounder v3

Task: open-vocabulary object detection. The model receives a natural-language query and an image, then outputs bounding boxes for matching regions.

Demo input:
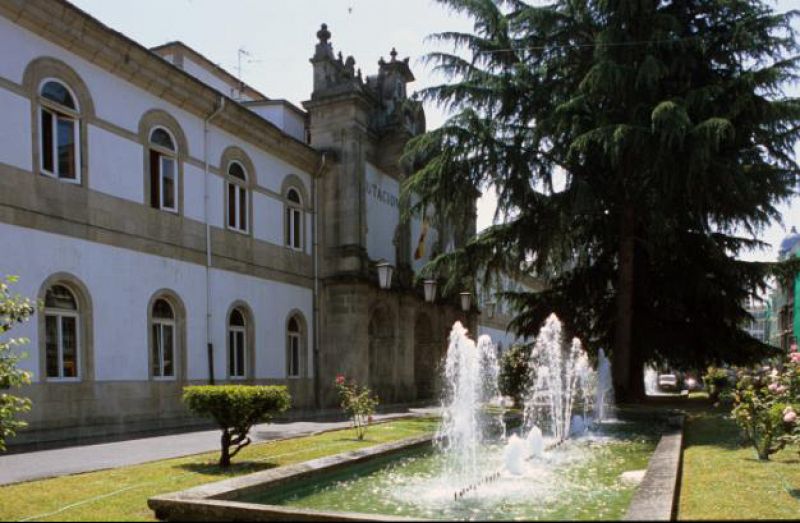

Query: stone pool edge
[147,434,434,522]
[624,412,685,521]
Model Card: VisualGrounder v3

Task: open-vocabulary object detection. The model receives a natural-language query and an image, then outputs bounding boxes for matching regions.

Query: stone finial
[378,57,386,66]
[337,51,343,63]
[317,23,331,44]
[357,68,362,81]
[390,47,398,62]
[345,55,355,76]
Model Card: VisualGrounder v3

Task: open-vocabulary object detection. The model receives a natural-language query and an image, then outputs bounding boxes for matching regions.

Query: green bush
[0,276,36,452]
[183,385,290,467]
[498,343,533,407]
[703,366,731,403]
[731,355,800,461]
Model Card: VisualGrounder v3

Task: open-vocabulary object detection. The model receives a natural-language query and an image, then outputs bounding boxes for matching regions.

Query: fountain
[224,316,659,521]
[436,321,504,485]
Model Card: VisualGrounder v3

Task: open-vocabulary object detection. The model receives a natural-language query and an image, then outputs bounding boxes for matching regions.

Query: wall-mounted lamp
[423,279,437,303]
[460,291,472,312]
[376,260,394,290]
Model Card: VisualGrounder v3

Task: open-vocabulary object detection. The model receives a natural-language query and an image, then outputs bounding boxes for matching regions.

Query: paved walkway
[0,408,438,486]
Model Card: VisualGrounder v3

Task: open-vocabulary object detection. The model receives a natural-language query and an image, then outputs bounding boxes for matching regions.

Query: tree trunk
[219,429,231,468]
[613,205,636,403]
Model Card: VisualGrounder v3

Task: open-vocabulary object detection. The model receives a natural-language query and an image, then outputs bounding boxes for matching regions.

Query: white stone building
[0,0,481,446]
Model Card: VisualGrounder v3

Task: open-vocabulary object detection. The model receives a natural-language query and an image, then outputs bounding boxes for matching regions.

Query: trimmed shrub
[183,385,291,467]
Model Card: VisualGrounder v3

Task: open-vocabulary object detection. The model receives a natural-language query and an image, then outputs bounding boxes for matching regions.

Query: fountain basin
[148,420,662,521]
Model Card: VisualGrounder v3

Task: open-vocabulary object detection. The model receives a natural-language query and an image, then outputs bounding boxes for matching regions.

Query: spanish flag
[414,216,429,260]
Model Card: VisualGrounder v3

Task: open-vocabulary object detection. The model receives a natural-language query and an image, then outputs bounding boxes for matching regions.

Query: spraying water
[594,348,615,422]
[644,366,658,396]
[523,314,589,442]
[437,321,503,485]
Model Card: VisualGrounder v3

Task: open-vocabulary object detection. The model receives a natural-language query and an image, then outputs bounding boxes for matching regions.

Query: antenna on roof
[235,47,262,101]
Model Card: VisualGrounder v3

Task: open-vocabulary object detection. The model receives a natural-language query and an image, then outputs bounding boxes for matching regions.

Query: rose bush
[731,352,800,460]
[334,375,379,440]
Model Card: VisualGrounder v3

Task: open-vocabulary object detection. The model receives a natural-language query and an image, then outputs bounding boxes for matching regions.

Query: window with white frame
[151,298,175,378]
[228,308,247,379]
[285,188,302,250]
[227,162,248,233]
[44,284,80,380]
[39,80,80,182]
[148,128,178,212]
[287,316,302,377]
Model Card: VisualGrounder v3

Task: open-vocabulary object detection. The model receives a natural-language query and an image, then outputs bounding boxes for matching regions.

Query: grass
[0,417,438,522]
[678,401,800,520]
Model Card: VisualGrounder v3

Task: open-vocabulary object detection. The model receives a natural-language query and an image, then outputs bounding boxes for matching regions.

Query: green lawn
[678,403,800,520]
[0,417,438,522]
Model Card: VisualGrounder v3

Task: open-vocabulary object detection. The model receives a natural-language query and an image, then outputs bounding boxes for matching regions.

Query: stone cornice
[0,0,322,175]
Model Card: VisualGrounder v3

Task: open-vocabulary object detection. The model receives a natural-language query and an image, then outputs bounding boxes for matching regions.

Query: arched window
[287,315,302,378]
[151,298,175,378]
[226,162,248,233]
[228,308,247,379]
[44,284,80,380]
[39,79,80,182]
[285,188,303,250]
[149,127,178,212]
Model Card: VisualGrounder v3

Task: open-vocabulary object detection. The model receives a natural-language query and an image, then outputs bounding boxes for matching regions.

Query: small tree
[335,375,378,440]
[0,276,35,452]
[183,385,290,467]
[498,344,533,407]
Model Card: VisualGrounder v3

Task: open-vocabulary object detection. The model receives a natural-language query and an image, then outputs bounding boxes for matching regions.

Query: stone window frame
[146,289,187,382]
[281,174,310,252]
[285,310,308,379]
[23,57,95,188]
[37,273,94,383]
[138,109,188,216]
[220,147,255,237]
[148,127,180,214]
[226,301,255,381]
[38,78,82,183]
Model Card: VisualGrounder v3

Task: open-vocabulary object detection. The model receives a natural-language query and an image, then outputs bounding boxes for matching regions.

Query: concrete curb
[148,434,434,521]
[624,413,685,521]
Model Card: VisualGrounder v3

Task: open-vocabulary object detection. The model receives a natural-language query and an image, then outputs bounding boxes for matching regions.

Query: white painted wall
[87,125,144,202]
[0,16,314,251]
[0,222,313,382]
[365,162,399,265]
[0,88,31,171]
[247,103,306,143]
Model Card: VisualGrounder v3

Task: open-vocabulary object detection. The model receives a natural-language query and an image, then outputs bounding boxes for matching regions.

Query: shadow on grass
[789,489,800,500]
[176,461,278,476]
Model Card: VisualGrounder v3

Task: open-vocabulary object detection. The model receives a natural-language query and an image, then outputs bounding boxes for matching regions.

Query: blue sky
[71,0,800,262]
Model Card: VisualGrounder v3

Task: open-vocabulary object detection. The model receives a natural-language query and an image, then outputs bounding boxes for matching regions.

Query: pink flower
[790,352,800,364]
[776,385,787,394]
[768,382,779,393]
[335,375,346,385]
[784,410,797,424]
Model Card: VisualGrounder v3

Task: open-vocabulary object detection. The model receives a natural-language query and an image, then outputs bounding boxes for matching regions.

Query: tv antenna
[235,47,262,100]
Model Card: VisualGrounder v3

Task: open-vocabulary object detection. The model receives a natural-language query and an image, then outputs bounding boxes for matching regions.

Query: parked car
[657,373,679,392]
